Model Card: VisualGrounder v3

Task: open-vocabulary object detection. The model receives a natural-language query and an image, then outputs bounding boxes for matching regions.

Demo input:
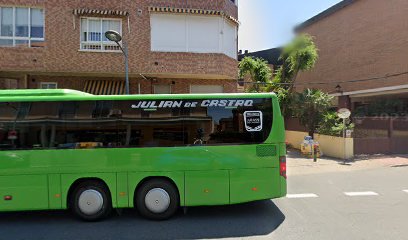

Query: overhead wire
[238,71,408,86]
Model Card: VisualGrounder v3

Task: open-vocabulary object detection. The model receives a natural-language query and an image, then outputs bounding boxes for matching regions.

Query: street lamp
[105,30,130,95]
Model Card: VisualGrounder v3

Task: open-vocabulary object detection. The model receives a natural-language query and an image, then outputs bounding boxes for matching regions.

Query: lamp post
[105,30,130,95]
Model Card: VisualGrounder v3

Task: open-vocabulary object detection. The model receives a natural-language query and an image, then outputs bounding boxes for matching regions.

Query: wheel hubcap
[78,189,104,215]
[145,188,170,213]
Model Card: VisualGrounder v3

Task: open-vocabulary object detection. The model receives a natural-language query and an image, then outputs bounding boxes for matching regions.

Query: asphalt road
[0,166,407,240]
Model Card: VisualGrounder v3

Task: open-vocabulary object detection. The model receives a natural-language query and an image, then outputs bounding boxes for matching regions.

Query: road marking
[287,193,318,199]
[344,191,379,196]
[403,190,408,193]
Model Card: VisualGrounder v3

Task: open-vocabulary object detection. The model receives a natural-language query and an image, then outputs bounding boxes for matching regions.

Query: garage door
[190,85,224,93]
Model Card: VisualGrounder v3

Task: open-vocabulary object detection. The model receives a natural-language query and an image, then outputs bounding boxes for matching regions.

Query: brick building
[296,0,408,154]
[296,0,407,108]
[0,0,239,94]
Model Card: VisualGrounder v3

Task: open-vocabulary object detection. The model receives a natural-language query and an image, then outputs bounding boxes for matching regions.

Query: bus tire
[135,179,179,220]
[71,181,112,221]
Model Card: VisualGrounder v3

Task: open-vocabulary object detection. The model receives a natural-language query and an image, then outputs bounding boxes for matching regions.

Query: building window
[80,17,122,52]
[154,85,172,94]
[0,79,18,89]
[40,82,57,89]
[0,7,45,47]
[150,14,238,59]
[190,85,224,93]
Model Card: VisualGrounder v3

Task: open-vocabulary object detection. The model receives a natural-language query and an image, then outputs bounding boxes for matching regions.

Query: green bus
[0,89,286,221]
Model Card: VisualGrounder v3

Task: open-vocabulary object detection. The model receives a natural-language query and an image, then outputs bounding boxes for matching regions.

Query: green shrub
[318,111,354,137]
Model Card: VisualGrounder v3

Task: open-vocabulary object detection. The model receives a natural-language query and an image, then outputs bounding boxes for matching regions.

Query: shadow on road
[391,164,408,168]
[0,200,285,240]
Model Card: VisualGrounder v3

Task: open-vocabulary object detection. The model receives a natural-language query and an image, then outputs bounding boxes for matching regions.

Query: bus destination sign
[131,100,254,109]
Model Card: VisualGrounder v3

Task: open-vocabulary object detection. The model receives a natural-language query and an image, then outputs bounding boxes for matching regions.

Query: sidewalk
[287,149,408,176]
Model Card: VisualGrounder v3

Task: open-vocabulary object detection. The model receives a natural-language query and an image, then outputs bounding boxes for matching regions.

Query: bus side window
[0,102,51,150]
[113,100,186,148]
[183,99,273,146]
[0,102,19,150]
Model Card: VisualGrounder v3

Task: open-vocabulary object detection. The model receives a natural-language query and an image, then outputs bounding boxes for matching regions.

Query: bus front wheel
[71,181,112,221]
[135,179,179,220]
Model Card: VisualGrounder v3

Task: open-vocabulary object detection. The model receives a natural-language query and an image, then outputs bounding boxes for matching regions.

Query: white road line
[287,193,318,199]
[403,190,408,193]
[344,191,379,196]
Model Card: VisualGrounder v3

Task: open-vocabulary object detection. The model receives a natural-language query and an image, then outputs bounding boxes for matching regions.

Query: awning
[73,9,129,16]
[84,80,125,95]
[149,7,222,15]
[148,6,239,25]
[72,9,131,33]
[330,84,408,98]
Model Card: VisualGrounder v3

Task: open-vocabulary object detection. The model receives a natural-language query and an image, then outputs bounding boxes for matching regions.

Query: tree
[239,56,272,92]
[274,87,294,118]
[264,34,319,118]
[293,89,333,137]
[274,34,318,92]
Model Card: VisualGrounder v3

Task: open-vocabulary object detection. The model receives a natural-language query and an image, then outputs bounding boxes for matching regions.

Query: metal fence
[354,117,408,154]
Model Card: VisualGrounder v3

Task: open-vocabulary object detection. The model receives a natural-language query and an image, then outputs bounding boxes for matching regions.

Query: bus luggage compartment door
[230,168,280,204]
[185,170,229,206]
[0,175,48,211]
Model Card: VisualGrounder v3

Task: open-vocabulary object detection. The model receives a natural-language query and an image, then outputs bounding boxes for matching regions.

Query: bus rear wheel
[135,179,179,220]
[71,181,112,221]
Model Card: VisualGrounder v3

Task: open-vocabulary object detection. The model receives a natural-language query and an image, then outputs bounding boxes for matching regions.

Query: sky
[238,0,342,52]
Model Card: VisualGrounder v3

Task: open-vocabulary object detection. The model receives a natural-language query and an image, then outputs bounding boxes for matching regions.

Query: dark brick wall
[296,0,408,93]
